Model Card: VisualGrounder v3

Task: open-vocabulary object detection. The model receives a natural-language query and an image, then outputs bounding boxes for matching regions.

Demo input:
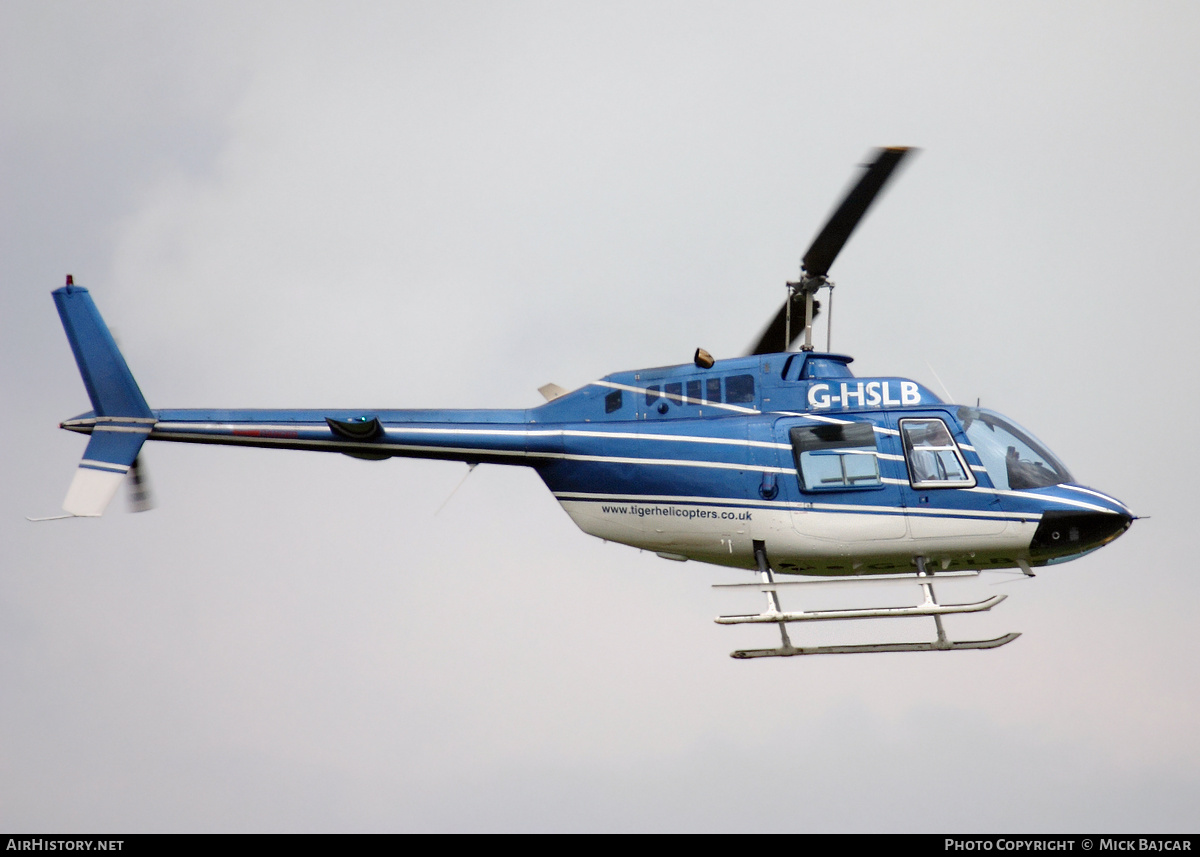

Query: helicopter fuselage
[57,313,1132,578]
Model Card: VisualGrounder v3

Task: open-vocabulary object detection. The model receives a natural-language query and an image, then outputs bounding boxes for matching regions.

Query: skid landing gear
[717,548,1020,659]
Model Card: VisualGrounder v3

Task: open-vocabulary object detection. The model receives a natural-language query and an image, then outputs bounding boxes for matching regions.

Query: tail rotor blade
[127,455,154,513]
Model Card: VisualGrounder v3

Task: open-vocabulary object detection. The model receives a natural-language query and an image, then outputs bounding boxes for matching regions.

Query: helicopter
[43,147,1134,658]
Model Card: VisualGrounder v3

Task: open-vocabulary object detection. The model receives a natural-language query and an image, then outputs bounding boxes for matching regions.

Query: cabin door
[891,409,1006,541]
[776,414,908,544]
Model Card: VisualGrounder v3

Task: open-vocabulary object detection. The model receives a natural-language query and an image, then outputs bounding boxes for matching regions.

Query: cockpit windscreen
[957,408,1073,491]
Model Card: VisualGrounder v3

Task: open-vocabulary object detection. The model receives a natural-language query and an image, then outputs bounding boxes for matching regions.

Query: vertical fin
[53,280,152,419]
[52,279,154,516]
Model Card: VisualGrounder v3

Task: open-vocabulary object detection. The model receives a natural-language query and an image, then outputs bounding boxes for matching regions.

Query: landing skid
[730,633,1021,659]
[720,547,1021,659]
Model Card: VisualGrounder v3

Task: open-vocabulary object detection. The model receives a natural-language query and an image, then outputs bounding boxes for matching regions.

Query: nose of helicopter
[1028,487,1134,561]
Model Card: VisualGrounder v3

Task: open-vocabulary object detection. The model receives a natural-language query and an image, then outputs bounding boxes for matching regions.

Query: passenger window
[645,385,660,406]
[686,380,701,406]
[706,377,721,403]
[790,422,881,491]
[726,375,755,404]
[664,382,682,405]
[900,418,975,488]
[605,390,623,414]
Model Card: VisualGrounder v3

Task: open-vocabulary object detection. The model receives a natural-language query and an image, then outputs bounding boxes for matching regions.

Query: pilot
[908,421,953,482]
[911,447,941,482]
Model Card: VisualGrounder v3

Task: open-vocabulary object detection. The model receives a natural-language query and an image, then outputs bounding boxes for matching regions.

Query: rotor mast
[783,274,829,352]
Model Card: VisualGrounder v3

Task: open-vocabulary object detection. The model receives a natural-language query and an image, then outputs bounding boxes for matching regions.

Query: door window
[900,418,975,488]
[789,422,882,491]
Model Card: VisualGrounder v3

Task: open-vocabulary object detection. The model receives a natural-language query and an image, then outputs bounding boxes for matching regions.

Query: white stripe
[150,431,798,475]
[902,505,1032,520]
[153,432,527,460]
[776,411,901,435]
[159,418,900,450]
[806,501,1015,519]
[163,422,539,437]
[536,452,792,474]
[556,490,782,509]
[64,416,157,425]
[1058,485,1133,515]
[966,486,1114,514]
[561,429,786,450]
[80,459,131,473]
[159,421,792,452]
[552,491,1037,521]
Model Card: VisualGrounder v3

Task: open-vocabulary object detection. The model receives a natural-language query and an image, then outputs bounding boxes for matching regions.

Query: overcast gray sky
[3,1,1199,832]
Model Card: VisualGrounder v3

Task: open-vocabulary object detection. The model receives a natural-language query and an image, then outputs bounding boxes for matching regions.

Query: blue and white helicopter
[45,147,1134,658]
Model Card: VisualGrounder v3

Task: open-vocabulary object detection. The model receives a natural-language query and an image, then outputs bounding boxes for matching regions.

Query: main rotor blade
[747,295,819,356]
[801,146,914,280]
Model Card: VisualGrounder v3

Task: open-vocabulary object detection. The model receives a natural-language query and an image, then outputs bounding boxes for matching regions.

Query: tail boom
[63,408,541,467]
